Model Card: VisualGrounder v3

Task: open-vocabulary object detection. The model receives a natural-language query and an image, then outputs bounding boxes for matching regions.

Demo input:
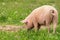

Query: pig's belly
[37,17,45,25]
[38,20,45,25]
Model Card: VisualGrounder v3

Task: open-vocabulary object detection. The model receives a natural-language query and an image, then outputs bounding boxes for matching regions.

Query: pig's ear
[20,20,28,24]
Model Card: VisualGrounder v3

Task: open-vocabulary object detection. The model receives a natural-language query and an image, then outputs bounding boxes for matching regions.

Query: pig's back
[24,5,58,24]
[35,5,58,24]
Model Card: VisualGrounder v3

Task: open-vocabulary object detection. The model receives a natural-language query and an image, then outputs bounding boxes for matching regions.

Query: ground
[0,0,60,40]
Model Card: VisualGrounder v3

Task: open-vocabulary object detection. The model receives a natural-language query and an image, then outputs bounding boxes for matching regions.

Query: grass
[0,29,60,40]
[0,0,60,40]
[0,0,60,25]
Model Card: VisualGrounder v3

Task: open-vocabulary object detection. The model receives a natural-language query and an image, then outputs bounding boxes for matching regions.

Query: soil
[0,25,46,32]
[0,25,24,32]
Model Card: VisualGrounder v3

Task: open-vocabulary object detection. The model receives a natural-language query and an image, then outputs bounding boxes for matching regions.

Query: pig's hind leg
[45,21,50,33]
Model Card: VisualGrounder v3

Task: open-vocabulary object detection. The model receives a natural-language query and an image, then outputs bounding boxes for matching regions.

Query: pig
[21,5,58,33]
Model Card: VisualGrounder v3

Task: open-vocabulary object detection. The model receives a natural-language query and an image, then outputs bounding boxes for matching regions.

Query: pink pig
[21,5,58,33]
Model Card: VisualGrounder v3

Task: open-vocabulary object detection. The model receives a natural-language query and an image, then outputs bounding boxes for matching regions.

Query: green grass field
[0,0,60,40]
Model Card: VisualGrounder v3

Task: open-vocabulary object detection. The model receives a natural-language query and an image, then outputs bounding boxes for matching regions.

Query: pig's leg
[34,23,38,31]
[53,23,57,34]
[38,23,41,30]
[45,21,50,33]
[33,18,38,31]
[53,17,58,34]
[47,25,50,33]
[51,10,58,33]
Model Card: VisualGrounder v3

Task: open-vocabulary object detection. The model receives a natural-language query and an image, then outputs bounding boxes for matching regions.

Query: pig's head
[20,20,34,30]
[20,20,29,29]
[20,20,28,24]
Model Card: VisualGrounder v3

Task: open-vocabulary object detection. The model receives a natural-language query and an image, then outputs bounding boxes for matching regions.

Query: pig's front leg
[33,18,38,31]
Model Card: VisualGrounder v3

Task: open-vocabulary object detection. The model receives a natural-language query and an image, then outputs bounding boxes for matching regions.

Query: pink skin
[21,5,58,33]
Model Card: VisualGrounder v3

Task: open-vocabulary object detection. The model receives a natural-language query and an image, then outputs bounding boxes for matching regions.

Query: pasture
[0,0,60,40]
